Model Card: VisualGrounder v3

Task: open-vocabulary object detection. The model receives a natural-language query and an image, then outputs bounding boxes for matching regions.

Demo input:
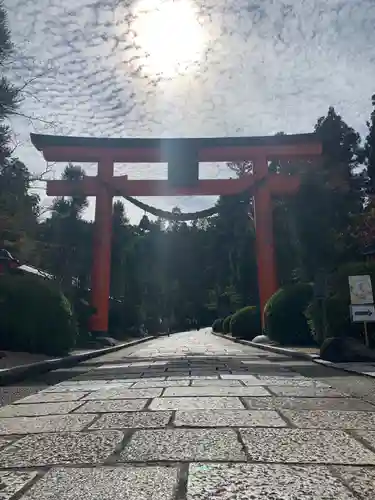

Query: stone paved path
[1,329,375,498]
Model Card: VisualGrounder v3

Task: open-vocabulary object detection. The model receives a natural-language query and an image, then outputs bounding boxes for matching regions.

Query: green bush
[264,283,314,346]
[107,298,140,339]
[307,262,375,345]
[307,294,354,345]
[0,274,77,356]
[230,306,261,340]
[212,318,224,332]
[223,315,232,334]
[70,295,96,346]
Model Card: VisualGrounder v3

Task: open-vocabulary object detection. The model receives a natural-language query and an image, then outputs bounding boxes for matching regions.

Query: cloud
[3,0,375,222]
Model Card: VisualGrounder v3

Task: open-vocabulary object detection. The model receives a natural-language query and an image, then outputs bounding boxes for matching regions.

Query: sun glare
[131,0,206,78]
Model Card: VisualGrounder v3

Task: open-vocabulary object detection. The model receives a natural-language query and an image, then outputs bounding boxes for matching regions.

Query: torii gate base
[31,133,321,335]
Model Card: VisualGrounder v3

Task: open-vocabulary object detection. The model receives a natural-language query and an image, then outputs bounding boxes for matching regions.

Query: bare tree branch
[29,162,54,183]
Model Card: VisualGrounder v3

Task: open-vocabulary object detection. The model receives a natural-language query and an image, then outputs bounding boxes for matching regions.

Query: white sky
[4,0,375,222]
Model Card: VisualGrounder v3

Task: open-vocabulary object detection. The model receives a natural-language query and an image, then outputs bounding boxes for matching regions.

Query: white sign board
[350,304,375,323]
[348,275,374,305]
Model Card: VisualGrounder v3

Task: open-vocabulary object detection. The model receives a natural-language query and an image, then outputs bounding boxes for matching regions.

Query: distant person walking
[166,318,171,336]
[139,324,147,337]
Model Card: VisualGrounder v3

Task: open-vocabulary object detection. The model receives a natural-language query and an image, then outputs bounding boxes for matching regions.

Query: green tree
[0,1,19,164]
[0,158,39,259]
[0,3,38,258]
[38,164,91,290]
[274,107,363,282]
[111,200,130,299]
[365,94,375,194]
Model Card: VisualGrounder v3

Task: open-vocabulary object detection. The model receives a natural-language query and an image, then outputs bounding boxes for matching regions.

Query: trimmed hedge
[212,318,224,332]
[230,306,261,340]
[223,315,232,334]
[0,274,77,356]
[264,283,314,346]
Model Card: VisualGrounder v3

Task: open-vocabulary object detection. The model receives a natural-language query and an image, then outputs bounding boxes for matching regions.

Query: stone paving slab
[352,430,375,450]
[241,360,275,364]
[0,471,38,500]
[149,396,245,410]
[110,373,161,380]
[93,382,144,389]
[0,431,124,467]
[120,429,246,462]
[115,377,166,384]
[333,466,375,499]
[190,379,242,386]
[0,386,48,408]
[74,399,148,413]
[18,467,178,500]
[187,463,359,499]
[83,388,163,400]
[139,371,168,377]
[223,367,293,374]
[317,359,375,380]
[13,391,88,404]
[275,360,320,366]
[243,396,375,411]
[48,380,113,386]
[43,383,115,393]
[239,428,375,464]
[90,411,172,429]
[0,401,82,417]
[281,409,375,429]
[0,414,96,434]
[0,437,15,450]
[131,379,190,388]
[252,376,329,387]
[174,409,287,427]
[241,369,302,376]
[255,373,303,378]
[1,329,375,498]
[220,373,282,382]
[167,375,219,380]
[93,363,152,369]
[268,386,348,397]
[162,385,270,397]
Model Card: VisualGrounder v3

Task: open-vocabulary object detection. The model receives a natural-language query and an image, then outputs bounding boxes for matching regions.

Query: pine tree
[0,1,19,163]
[365,94,375,194]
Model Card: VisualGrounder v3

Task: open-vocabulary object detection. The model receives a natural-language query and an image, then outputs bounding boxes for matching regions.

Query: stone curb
[212,330,375,381]
[0,336,155,386]
[313,358,375,380]
[212,331,318,360]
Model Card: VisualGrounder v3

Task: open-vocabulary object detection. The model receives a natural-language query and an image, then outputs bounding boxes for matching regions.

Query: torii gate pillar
[30,133,322,335]
[253,156,278,317]
[91,157,114,334]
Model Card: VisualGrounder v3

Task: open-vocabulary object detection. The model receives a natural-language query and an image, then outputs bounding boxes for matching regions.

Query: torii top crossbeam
[30,132,322,335]
[31,132,320,162]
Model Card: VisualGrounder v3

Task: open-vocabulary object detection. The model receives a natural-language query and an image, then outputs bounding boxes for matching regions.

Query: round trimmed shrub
[0,274,77,356]
[306,294,353,345]
[212,318,224,332]
[264,283,314,346]
[222,315,232,334]
[230,306,261,340]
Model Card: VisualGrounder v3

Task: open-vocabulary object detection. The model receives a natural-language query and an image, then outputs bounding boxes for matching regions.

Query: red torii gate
[31,133,321,335]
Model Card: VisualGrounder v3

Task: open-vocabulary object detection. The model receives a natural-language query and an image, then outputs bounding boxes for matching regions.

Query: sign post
[348,275,374,347]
